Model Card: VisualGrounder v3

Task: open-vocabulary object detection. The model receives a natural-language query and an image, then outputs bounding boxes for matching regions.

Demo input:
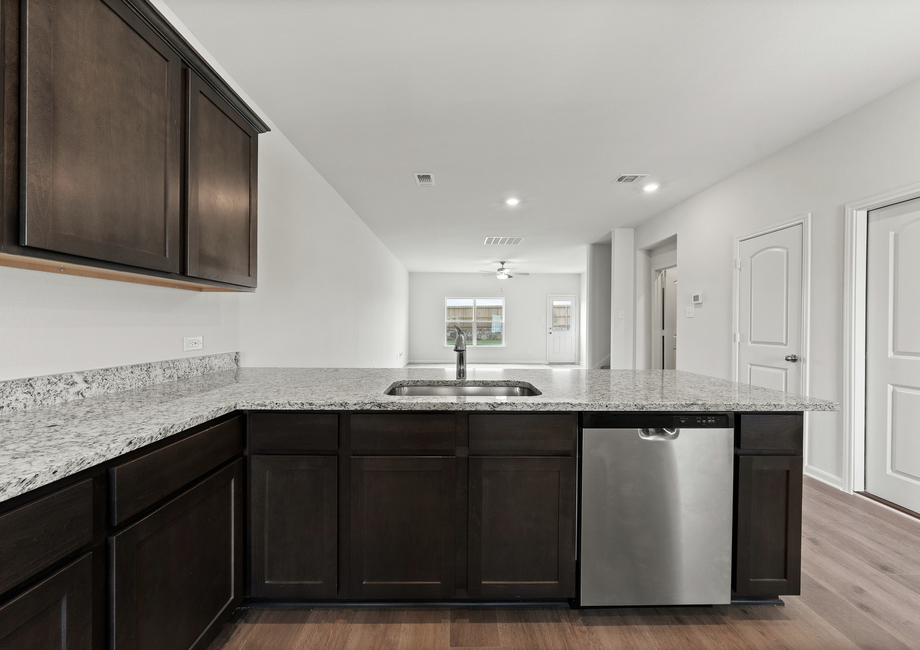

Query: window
[445,298,504,346]
[552,300,572,331]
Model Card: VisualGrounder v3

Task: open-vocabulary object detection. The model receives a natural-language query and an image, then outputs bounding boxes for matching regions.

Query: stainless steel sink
[384,381,540,397]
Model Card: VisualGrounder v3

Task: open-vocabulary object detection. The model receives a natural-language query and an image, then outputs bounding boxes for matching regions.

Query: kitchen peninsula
[0,355,836,649]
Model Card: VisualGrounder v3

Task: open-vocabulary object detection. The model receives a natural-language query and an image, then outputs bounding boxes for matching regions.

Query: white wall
[586,243,611,368]
[0,266,240,380]
[237,131,408,368]
[579,271,588,367]
[408,273,580,364]
[0,2,409,380]
[633,76,920,488]
[610,229,635,369]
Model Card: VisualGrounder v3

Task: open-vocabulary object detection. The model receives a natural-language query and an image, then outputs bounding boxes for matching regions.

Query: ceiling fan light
[497,272,510,280]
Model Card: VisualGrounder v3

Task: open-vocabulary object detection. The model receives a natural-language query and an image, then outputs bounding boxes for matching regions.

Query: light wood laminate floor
[207,477,920,649]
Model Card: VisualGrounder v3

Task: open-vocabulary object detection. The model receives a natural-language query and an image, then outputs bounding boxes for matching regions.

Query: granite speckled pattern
[0,366,838,504]
[0,352,239,414]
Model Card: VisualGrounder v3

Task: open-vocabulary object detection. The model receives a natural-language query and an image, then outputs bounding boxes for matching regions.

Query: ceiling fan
[478,261,528,280]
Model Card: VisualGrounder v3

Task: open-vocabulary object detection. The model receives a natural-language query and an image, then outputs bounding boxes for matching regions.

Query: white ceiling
[165,0,920,274]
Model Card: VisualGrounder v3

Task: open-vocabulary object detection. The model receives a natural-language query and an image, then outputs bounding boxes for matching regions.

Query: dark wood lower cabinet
[733,454,803,596]
[109,460,244,650]
[468,457,576,598]
[350,456,456,599]
[0,553,92,649]
[250,456,337,598]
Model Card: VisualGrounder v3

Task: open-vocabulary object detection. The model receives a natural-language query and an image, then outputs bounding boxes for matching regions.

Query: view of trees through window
[445,298,504,346]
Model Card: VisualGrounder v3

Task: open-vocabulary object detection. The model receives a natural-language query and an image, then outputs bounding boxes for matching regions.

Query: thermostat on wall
[691,293,703,305]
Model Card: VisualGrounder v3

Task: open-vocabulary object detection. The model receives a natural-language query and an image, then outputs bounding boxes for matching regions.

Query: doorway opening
[652,266,678,369]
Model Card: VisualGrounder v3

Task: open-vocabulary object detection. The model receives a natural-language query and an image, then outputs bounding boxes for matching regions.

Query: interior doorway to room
[651,266,678,369]
[865,197,920,514]
[547,295,578,363]
[734,221,807,394]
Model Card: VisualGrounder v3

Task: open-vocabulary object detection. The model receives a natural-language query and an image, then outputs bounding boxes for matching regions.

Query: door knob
[784,354,798,362]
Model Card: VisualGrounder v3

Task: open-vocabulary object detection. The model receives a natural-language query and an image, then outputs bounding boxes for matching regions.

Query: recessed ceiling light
[505,198,520,206]
[643,183,659,192]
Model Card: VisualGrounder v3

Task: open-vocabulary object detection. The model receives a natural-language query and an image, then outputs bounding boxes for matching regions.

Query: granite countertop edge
[0,367,839,504]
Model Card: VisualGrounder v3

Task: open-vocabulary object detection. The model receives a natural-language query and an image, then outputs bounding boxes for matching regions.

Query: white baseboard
[407,360,549,365]
[805,465,845,491]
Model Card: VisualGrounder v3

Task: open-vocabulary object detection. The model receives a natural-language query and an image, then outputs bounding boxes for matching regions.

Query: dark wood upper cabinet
[21,0,183,272]
[187,72,258,287]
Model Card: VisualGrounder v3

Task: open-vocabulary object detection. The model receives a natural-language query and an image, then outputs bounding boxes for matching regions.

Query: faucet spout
[452,325,467,380]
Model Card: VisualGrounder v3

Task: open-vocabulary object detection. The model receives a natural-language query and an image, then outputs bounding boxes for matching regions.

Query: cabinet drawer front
[110,459,244,650]
[736,414,803,454]
[109,415,244,525]
[0,479,93,596]
[249,413,338,453]
[351,414,455,454]
[0,553,92,650]
[469,414,577,455]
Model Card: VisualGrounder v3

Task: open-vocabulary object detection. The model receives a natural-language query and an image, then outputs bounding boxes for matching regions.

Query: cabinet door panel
[0,553,92,650]
[110,460,244,650]
[187,73,258,287]
[22,0,182,271]
[350,456,455,598]
[469,457,576,598]
[733,455,803,595]
[250,456,337,598]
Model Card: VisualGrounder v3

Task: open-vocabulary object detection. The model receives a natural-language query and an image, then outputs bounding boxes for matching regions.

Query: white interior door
[547,295,578,363]
[866,198,920,513]
[737,224,803,393]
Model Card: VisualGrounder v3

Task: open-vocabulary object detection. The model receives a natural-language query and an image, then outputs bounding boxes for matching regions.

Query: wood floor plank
[798,572,915,650]
[449,609,501,647]
[801,536,920,648]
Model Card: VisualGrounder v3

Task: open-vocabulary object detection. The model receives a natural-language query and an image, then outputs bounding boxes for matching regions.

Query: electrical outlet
[184,336,203,351]
[686,307,695,318]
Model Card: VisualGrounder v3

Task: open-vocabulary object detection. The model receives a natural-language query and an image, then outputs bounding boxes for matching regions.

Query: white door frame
[843,182,920,494]
[547,294,579,364]
[732,214,812,468]
[651,262,677,370]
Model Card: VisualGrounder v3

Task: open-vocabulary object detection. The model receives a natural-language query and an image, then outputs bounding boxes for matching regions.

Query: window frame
[444,297,505,348]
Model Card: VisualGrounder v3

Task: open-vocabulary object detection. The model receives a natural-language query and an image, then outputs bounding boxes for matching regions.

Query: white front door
[547,295,578,363]
[737,224,803,393]
[866,198,920,513]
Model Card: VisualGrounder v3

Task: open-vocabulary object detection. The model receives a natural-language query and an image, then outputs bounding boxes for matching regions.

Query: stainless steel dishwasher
[579,413,734,606]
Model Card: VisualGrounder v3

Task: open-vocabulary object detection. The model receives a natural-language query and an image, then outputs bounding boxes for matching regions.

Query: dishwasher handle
[637,427,680,441]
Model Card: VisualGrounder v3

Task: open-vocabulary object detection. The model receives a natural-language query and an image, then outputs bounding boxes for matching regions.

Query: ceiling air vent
[415,173,435,186]
[483,237,524,245]
[614,173,649,184]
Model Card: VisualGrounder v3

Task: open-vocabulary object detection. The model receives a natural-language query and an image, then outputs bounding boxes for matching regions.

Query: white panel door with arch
[737,224,803,394]
[866,198,920,513]
[547,295,578,363]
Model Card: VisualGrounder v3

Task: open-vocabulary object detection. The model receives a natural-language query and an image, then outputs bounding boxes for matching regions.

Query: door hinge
[734,333,741,343]
[734,259,741,270]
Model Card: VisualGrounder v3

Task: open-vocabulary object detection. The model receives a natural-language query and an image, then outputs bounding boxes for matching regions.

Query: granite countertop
[0,366,838,504]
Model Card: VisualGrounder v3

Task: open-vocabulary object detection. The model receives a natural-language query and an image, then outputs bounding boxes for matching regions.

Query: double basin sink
[384,380,541,397]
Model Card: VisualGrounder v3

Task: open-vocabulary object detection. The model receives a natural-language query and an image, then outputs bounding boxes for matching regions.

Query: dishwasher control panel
[675,415,726,427]
[582,412,733,429]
